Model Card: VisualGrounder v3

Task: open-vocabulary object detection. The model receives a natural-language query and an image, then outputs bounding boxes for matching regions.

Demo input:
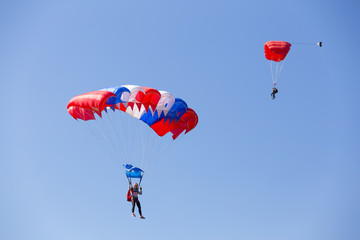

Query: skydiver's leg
[132,200,136,213]
[136,201,142,216]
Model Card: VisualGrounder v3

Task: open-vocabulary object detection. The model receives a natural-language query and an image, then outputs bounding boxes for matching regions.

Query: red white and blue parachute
[67,85,198,140]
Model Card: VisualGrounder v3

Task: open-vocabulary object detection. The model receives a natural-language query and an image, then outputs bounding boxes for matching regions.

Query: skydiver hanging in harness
[271,87,278,100]
[124,164,145,219]
[129,182,145,219]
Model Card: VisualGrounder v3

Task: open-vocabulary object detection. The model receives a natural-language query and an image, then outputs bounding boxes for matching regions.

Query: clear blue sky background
[1,0,359,240]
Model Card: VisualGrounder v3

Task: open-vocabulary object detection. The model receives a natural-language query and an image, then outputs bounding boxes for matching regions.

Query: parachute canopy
[264,41,292,62]
[264,41,292,85]
[67,85,198,140]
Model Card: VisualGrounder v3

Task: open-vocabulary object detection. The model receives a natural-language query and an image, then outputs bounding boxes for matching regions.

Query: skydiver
[129,182,145,219]
[271,87,278,100]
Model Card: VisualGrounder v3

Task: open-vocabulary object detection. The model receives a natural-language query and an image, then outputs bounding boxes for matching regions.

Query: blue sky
[1,0,359,240]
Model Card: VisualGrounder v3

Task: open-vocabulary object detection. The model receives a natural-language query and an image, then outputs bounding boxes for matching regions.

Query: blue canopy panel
[140,108,160,126]
[140,98,188,127]
[163,98,188,124]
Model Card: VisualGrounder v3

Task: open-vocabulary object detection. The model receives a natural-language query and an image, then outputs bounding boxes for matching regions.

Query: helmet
[133,183,139,188]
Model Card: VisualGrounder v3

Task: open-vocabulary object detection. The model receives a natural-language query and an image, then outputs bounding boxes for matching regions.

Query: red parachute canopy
[264,41,292,62]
